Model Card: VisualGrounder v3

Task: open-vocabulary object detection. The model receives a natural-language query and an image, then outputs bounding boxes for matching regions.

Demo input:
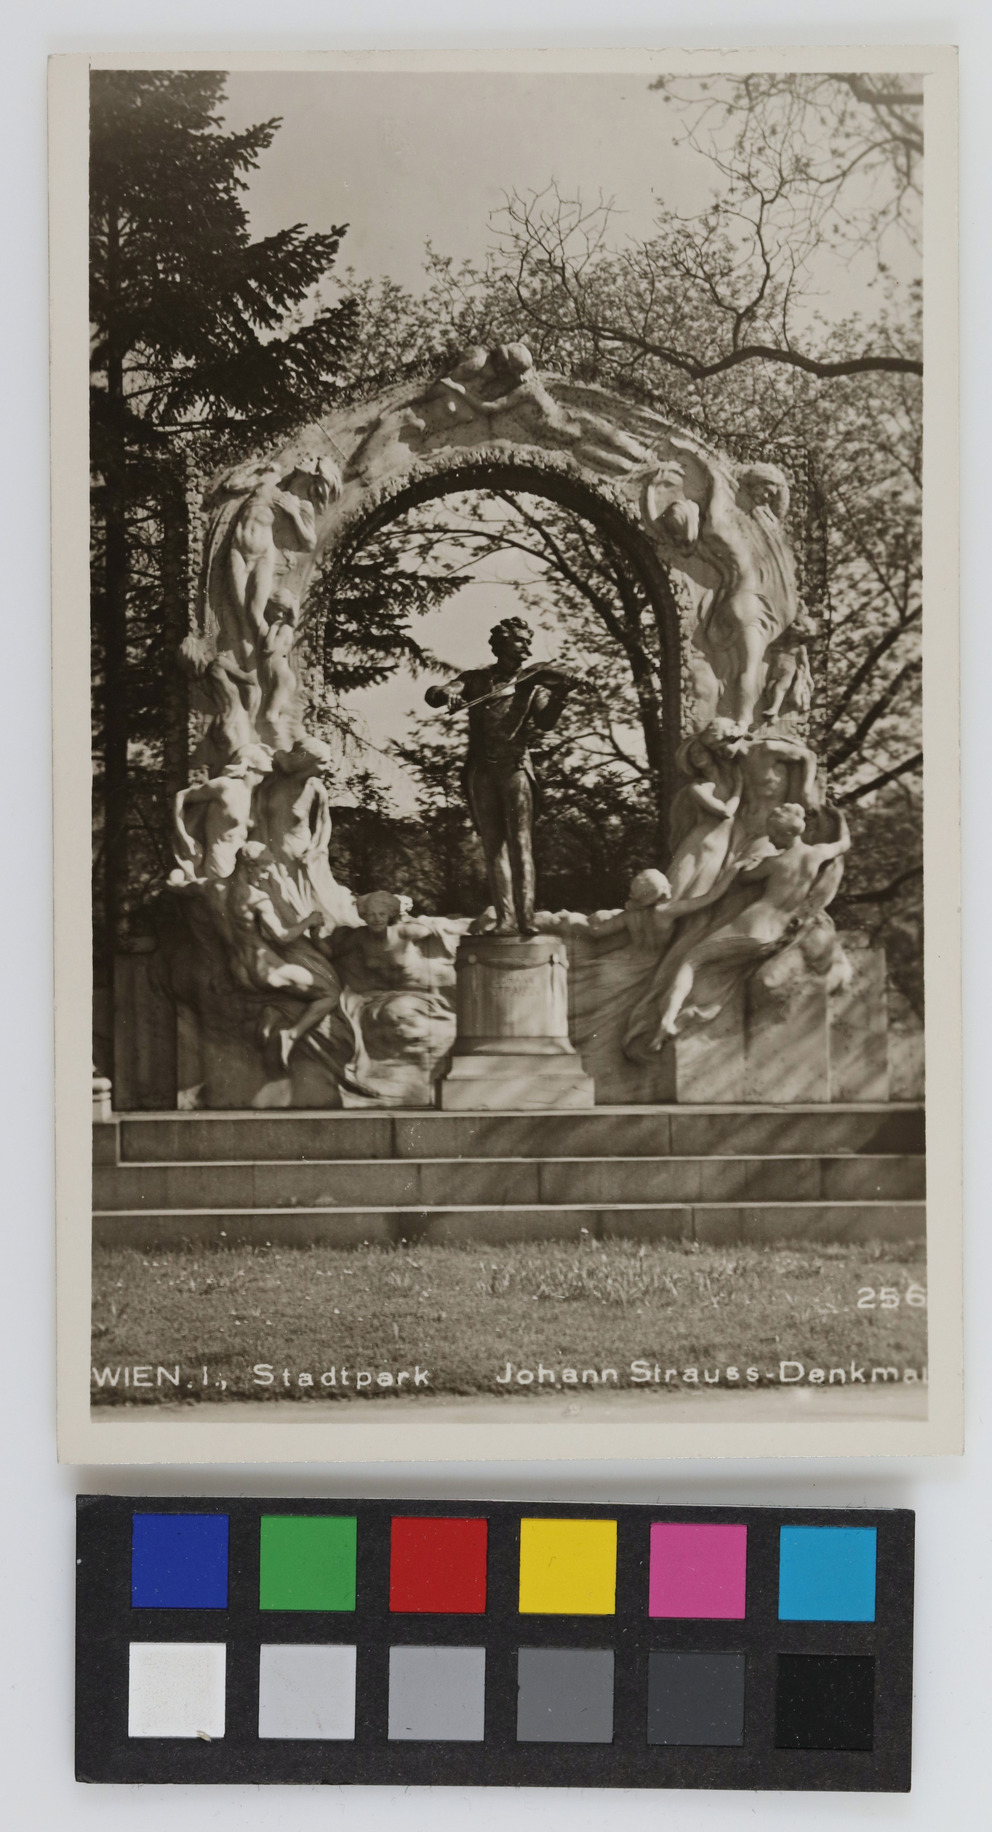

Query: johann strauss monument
[119,342,894,1113]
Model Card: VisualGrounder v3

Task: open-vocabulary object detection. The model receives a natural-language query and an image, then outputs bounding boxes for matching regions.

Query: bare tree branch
[835,752,923,804]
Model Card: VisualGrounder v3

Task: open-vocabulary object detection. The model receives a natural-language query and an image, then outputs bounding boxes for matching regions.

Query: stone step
[98,1104,925,1165]
[93,1153,925,1211]
[93,1199,925,1250]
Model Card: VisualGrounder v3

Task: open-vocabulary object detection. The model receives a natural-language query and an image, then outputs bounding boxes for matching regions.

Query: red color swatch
[389,1517,488,1614]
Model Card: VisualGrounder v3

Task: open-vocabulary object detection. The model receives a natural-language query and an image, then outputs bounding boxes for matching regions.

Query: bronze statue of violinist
[425,617,579,935]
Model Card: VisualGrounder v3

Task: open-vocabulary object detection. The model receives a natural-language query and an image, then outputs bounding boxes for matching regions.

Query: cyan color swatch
[778,1526,876,1622]
[131,1513,229,1609]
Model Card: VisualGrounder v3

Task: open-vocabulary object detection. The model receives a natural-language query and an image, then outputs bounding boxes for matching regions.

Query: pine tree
[90,69,357,972]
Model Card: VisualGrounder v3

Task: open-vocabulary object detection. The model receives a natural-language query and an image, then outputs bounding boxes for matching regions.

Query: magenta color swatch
[649,1523,748,1619]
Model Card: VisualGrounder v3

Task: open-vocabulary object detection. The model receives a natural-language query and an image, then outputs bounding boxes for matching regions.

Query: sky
[219,71,713,290]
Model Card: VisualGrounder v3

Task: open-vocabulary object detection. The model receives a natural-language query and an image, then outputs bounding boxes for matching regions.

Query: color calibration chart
[76,1499,914,1790]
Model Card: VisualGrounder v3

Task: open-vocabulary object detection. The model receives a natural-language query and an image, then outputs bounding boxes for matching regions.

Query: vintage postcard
[52,47,961,1463]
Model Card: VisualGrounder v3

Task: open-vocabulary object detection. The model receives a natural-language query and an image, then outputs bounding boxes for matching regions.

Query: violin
[427,663,586,716]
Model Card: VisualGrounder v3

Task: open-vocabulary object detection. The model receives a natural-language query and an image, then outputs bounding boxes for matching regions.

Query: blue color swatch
[778,1526,876,1622]
[131,1513,229,1609]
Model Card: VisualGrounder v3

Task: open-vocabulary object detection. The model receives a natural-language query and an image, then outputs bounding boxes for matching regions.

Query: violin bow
[439,664,581,717]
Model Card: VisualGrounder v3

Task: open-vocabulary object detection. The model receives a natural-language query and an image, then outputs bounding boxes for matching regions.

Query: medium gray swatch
[517,1648,614,1743]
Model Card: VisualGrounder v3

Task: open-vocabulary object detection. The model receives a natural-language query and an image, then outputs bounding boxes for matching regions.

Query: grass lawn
[91,1237,928,1406]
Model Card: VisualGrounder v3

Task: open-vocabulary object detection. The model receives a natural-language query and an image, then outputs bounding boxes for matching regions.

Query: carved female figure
[666,718,748,901]
[645,803,850,1049]
[224,842,343,1069]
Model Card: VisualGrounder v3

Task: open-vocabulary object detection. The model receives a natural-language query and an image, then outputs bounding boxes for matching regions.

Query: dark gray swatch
[517,1648,614,1743]
[647,1651,746,1746]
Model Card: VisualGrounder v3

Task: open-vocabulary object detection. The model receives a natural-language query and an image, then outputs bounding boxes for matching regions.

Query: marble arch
[145,344,881,1116]
[186,342,807,774]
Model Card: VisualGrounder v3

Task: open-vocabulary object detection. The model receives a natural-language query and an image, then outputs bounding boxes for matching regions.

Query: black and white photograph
[51,49,961,1461]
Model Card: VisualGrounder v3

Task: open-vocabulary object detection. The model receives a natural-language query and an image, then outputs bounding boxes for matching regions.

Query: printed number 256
[857,1285,927,1309]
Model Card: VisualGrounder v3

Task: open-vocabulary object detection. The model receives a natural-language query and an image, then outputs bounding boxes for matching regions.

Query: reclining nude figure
[644,801,850,1050]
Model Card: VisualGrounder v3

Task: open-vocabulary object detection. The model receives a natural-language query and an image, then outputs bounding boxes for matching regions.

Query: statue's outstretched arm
[817,806,851,860]
[425,676,468,710]
[172,787,201,865]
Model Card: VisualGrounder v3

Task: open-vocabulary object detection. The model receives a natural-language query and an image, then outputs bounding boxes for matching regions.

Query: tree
[90,69,356,972]
[492,69,922,387]
[324,73,924,1002]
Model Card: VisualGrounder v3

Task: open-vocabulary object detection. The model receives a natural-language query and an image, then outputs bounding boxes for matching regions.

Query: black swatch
[775,1654,875,1751]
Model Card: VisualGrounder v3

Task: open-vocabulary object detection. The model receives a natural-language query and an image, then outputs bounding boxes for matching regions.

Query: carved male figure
[226,458,341,661]
[647,441,799,727]
[170,745,272,885]
[424,618,576,935]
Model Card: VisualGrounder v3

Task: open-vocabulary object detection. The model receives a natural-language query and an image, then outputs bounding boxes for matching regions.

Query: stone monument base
[440,1051,595,1111]
[439,932,595,1111]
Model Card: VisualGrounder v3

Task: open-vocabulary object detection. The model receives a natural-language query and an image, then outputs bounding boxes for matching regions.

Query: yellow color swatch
[518,1518,617,1615]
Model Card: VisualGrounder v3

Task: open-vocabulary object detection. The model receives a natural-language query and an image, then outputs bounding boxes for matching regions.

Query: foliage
[310,523,462,693]
[89,69,356,440]
[90,70,356,972]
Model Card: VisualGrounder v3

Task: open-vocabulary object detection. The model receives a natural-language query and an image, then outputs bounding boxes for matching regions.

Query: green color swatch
[259,1515,357,1612]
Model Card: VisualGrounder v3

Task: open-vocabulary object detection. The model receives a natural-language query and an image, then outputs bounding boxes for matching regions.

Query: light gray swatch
[388,1646,486,1741]
[258,1644,357,1740]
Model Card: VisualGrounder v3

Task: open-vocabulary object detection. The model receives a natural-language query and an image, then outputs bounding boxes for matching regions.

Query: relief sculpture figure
[185,452,342,753]
[256,735,360,932]
[223,841,344,1071]
[638,802,850,1051]
[221,455,341,667]
[759,626,815,723]
[645,439,799,728]
[351,343,649,481]
[665,718,748,901]
[169,746,273,885]
[328,890,464,1102]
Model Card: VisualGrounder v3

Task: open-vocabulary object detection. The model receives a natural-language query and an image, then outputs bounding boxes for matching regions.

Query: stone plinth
[829,933,890,1102]
[113,947,178,1111]
[745,947,831,1103]
[440,934,594,1110]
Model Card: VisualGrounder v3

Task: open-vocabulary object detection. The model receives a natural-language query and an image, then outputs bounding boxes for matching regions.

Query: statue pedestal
[439,934,595,1110]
